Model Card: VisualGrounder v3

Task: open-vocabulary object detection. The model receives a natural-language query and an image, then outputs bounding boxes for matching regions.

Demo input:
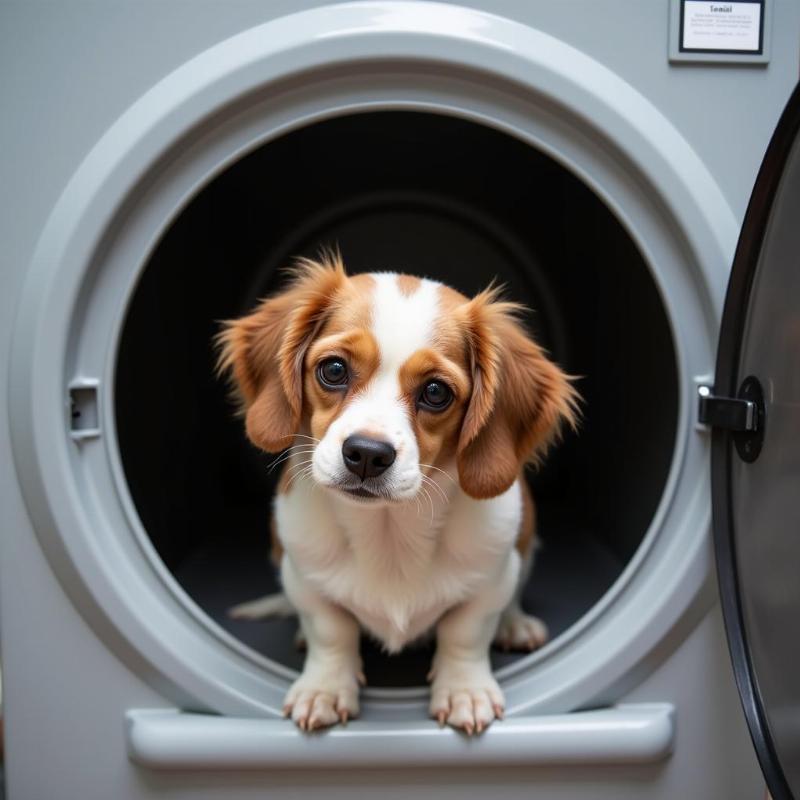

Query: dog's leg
[281,556,363,731]
[429,550,519,734]
[227,591,296,620]
[493,545,549,652]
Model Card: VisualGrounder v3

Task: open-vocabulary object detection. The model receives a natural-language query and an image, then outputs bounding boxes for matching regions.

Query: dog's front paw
[429,669,504,735]
[494,608,548,652]
[283,673,361,731]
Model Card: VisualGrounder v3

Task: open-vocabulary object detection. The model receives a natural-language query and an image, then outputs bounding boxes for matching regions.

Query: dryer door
[709,81,800,800]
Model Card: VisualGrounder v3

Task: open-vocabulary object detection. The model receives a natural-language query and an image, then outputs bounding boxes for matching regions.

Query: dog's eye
[418,380,453,412]
[317,357,349,388]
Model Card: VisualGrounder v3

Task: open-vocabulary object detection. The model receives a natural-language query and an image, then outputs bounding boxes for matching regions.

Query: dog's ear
[456,289,579,499]
[216,254,346,453]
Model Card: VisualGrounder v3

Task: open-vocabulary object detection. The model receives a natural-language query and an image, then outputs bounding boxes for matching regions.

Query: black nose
[342,435,396,479]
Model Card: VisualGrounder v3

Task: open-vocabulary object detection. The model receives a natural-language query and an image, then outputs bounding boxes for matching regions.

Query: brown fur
[216,251,349,453]
[396,273,422,297]
[270,508,284,569]
[397,347,470,471]
[453,287,580,499]
[304,328,381,442]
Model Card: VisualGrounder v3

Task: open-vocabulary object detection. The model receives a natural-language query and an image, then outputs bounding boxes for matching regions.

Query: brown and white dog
[218,252,578,734]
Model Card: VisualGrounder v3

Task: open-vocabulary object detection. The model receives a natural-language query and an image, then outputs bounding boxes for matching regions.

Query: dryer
[1,2,799,798]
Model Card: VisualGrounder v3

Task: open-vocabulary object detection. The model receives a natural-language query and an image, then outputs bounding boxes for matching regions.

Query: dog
[218,252,578,734]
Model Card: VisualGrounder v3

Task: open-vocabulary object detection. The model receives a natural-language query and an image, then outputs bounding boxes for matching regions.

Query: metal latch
[697,386,757,432]
[697,376,765,463]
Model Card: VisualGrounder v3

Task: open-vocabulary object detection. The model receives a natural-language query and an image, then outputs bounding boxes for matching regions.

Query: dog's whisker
[267,447,315,473]
[285,464,316,491]
[268,454,297,474]
[419,485,434,526]
[285,458,314,477]
[282,446,317,457]
[281,462,314,487]
[419,463,457,486]
[286,434,321,444]
[284,473,303,491]
[421,474,449,505]
[270,446,317,463]
[290,448,317,461]
[268,445,315,465]
[288,464,314,482]
[421,473,448,506]
[267,452,289,472]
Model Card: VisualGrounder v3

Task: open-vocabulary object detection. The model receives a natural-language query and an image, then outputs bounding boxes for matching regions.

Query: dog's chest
[276,481,521,651]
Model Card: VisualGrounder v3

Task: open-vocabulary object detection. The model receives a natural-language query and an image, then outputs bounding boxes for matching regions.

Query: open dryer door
[708,81,800,800]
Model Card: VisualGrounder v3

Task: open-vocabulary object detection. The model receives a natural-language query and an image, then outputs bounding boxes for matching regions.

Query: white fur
[277,465,521,652]
[312,274,440,500]
[242,274,542,733]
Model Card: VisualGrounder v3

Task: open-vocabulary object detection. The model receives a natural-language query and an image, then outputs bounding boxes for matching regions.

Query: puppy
[218,253,578,733]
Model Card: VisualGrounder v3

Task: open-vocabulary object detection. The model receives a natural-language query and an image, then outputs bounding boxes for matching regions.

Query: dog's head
[218,254,578,503]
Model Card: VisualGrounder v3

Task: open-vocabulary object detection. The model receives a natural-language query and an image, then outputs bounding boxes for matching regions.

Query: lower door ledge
[125,703,674,770]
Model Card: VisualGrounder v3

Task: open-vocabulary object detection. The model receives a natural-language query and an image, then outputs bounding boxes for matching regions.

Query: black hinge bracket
[698,375,765,463]
[698,387,757,432]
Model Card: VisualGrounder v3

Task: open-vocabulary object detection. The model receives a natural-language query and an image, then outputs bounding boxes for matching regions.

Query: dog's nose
[342,435,396,479]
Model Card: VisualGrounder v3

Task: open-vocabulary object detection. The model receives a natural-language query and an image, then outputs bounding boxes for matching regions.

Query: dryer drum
[115,112,678,688]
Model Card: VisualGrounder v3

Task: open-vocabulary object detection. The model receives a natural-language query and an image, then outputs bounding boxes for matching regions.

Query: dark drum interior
[115,112,678,687]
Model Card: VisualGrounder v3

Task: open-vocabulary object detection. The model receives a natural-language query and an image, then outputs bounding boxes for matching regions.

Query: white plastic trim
[126,704,675,770]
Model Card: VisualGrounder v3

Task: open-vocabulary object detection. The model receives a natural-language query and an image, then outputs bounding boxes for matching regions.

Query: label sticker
[681,1,763,53]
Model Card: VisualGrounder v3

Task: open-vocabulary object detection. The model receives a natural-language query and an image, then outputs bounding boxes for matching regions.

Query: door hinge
[697,376,765,463]
[697,386,757,432]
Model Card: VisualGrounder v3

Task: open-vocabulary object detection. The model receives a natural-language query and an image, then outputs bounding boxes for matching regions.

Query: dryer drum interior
[115,111,678,688]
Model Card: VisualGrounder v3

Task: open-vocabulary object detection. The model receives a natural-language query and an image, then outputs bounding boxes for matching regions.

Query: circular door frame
[9,1,737,719]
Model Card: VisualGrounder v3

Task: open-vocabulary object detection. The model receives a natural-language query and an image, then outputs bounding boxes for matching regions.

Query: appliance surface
[1,2,798,798]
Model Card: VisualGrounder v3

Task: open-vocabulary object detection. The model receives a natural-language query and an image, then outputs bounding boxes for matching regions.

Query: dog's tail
[228,591,297,621]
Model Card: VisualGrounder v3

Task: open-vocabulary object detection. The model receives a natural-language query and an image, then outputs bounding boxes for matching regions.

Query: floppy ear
[216,255,346,453]
[456,291,579,499]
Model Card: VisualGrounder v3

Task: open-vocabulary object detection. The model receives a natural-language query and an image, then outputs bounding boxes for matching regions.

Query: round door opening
[115,111,678,688]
